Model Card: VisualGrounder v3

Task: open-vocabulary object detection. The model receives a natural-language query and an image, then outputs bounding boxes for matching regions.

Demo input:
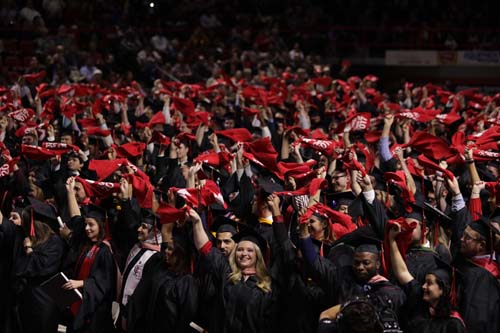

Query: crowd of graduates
[1,30,500,333]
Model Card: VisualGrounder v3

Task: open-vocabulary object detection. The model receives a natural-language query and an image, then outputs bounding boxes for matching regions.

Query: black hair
[431,274,454,318]
[337,300,384,333]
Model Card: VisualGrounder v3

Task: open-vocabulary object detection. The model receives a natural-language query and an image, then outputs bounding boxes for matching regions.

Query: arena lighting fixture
[149,2,155,8]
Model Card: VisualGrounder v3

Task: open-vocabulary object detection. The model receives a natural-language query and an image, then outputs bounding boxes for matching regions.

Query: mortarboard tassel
[489,228,494,264]
[0,190,8,211]
[450,267,457,308]
[434,221,440,248]
[30,207,35,237]
[380,244,388,277]
[420,207,426,245]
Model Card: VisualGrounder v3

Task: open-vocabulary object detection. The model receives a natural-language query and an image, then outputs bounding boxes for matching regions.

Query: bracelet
[465,160,474,164]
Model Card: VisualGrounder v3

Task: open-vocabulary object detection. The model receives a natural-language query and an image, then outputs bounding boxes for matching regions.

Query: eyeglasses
[462,232,484,243]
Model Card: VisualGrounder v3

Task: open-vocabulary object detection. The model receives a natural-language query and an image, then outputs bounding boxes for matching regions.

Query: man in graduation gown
[454,218,500,333]
[298,226,406,318]
[119,207,161,330]
[359,174,440,285]
[196,216,238,333]
[448,184,500,333]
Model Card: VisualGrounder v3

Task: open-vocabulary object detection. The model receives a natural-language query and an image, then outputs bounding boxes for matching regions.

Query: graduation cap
[354,236,382,255]
[171,227,192,254]
[59,128,76,140]
[469,217,494,250]
[22,196,59,235]
[25,196,58,222]
[141,208,157,227]
[427,256,460,307]
[232,227,268,258]
[209,213,244,236]
[333,227,382,254]
[328,191,356,210]
[257,176,284,199]
[84,204,107,222]
[66,150,84,163]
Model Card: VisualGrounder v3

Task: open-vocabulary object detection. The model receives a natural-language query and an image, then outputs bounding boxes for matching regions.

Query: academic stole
[70,245,101,316]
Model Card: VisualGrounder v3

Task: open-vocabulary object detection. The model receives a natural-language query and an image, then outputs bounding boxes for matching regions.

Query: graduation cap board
[327,191,356,209]
[232,227,268,258]
[427,255,461,307]
[141,208,157,227]
[84,204,107,222]
[209,214,245,236]
[257,176,284,198]
[332,227,383,254]
[25,196,58,222]
[469,217,494,249]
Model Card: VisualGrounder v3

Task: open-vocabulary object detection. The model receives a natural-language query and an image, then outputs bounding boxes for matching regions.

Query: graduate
[119,206,162,330]
[189,208,279,333]
[0,207,21,333]
[268,194,328,333]
[389,221,466,333]
[298,225,406,317]
[126,226,198,333]
[62,177,117,333]
[0,201,65,333]
[454,217,500,333]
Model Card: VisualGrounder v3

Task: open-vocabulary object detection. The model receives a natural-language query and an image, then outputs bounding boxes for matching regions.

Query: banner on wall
[386,50,500,66]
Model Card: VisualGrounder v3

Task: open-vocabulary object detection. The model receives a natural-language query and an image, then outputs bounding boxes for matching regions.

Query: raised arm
[186,208,209,251]
[394,147,416,195]
[66,176,81,218]
[388,223,414,285]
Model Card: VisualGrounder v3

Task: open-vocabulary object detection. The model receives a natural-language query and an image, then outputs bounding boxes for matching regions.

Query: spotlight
[149,2,155,8]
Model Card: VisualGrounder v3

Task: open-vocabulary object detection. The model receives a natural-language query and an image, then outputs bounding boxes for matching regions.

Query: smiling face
[331,171,348,192]
[308,215,328,241]
[422,274,444,307]
[84,218,100,242]
[235,240,257,270]
[176,142,189,161]
[137,223,151,242]
[9,212,22,226]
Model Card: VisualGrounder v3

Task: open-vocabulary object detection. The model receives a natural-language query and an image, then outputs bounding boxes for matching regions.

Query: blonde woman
[188,209,278,333]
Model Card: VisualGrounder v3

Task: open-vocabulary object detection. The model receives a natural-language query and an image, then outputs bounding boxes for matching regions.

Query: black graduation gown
[127,253,198,333]
[454,256,500,333]
[68,243,116,333]
[0,218,22,333]
[404,245,439,285]
[300,237,406,317]
[203,248,279,333]
[402,279,466,333]
[195,254,225,333]
[272,221,327,333]
[14,235,65,333]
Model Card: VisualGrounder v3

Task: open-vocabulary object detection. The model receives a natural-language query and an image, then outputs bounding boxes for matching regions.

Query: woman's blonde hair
[228,241,272,293]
